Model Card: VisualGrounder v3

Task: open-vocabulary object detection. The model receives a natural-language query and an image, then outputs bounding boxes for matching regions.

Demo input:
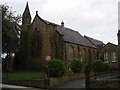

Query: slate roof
[56,26,96,48]
[84,35,105,47]
[43,19,96,48]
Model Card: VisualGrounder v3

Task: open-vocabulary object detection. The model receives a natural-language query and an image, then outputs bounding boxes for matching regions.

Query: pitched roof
[56,26,96,48]
[105,42,117,46]
[43,19,96,48]
[84,35,104,47]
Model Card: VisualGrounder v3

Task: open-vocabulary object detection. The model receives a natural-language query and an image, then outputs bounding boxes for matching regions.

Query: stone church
[14,2,119,70]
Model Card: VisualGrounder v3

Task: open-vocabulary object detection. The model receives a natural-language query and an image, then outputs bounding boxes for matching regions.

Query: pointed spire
[22,2,31,25]
[23,2,30,16]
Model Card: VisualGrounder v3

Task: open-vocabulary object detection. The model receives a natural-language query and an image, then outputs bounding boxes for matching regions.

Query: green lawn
[3,71,45,79]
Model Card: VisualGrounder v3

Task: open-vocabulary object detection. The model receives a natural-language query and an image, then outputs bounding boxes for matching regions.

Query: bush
[103,62,110,72]
[91,60,104,72]
[91,60,110,72]
[47,59,65,77]
[70,58,83,73]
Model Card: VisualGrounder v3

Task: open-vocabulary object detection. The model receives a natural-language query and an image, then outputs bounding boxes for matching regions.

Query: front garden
[2,58,113,88]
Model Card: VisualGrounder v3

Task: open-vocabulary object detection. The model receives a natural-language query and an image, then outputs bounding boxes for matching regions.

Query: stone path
[55,79,85,88]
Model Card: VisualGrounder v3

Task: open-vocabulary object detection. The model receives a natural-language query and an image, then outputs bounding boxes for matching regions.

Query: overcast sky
[0,0,119,45]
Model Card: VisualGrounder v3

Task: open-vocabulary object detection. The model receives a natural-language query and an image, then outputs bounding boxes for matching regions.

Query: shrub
[70,58,83,73]
[91,60,104,72]
[47,59,65,77]
[91,60,110,72]
[103,62,110,72]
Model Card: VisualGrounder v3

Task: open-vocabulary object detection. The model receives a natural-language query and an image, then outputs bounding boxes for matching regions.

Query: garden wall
[3,73,85,88]
[90,79,120,88]
[3,77,45,88]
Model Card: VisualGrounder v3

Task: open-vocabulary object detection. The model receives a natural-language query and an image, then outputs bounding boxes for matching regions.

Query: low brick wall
[3,73,85,88]
[50,73,85,88]
[3,77,45,88]
[90,79,120,88]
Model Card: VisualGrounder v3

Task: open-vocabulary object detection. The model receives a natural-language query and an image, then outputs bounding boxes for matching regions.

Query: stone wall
[65,43,97,66]
[3,78,45,88]
[90,79,120,88]
[3,73,85,88]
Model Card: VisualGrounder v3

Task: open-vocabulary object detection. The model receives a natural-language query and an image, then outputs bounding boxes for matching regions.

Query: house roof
[105,42,117,47]
[84,35,105,47]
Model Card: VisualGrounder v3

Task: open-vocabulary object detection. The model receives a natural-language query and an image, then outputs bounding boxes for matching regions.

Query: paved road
[55,79,85,88]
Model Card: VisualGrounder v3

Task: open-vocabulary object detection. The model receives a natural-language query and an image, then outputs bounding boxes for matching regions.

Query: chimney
[36,11,38,15]
[61,20,64,27]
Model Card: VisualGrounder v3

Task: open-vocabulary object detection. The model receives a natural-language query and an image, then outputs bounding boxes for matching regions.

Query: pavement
[1,84,43,90]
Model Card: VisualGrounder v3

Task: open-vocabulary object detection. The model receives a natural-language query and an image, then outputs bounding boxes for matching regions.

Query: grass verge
[3,71,45,79]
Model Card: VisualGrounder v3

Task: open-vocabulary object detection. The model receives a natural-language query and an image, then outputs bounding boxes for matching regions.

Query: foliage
[103,62,110,72]
[70,58,83,73]
[91,60,110,72]
[1,4,21,70]
[47,59,65,77]
[1,4,21,55]
[3,71,45,79]
[91,60,103,72]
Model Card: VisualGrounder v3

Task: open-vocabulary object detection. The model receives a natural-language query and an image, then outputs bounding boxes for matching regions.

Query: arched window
[67,45,74,61]
[112,51,117,62]
[78,47,82,60]
[104,52,108,62]
[92,50,95,60]
[84,48,86,61]
[31,35,41,58]
[88,49,92,60]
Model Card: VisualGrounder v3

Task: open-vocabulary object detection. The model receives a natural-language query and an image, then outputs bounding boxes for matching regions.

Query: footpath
[1,84,43,90]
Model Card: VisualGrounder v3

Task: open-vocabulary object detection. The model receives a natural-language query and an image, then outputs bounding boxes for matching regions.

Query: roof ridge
[84,35,103,43]
[42,19,78,33]
[107,42,117,46]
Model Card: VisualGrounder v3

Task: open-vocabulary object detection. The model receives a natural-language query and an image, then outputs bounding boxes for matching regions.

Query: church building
[14,2,119,70]
[15,2,99,70]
